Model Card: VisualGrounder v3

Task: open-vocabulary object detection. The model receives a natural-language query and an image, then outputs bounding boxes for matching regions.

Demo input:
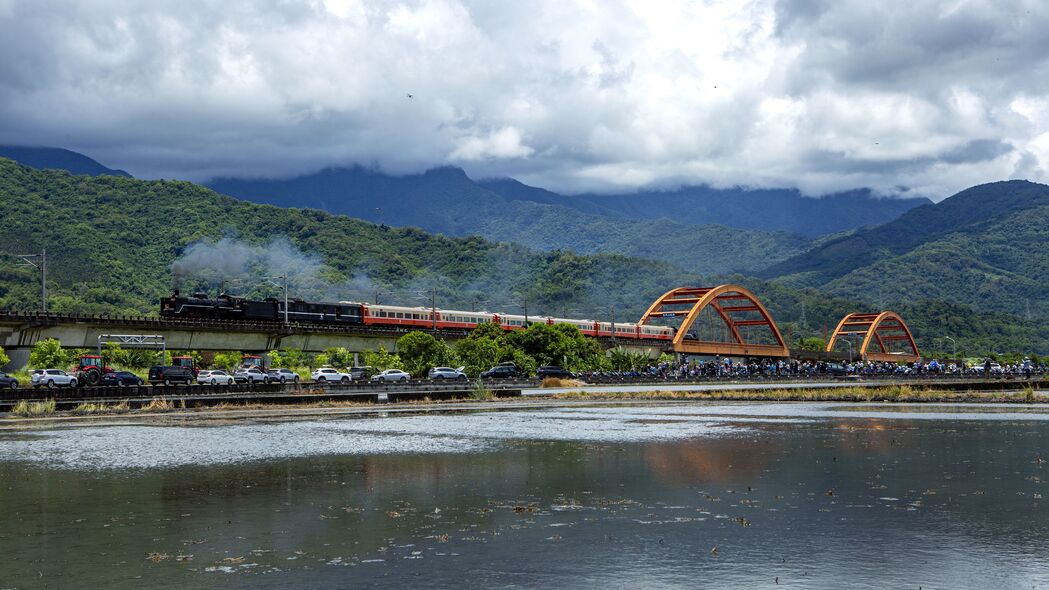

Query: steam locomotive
[159,291,675,340]
[160,291,363,324]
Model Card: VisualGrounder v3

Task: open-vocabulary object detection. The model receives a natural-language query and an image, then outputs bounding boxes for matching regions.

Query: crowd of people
[579,356,1047,381]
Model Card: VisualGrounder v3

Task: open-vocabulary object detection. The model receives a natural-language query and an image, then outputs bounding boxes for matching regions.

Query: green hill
[0,158,1042,355]
[0,158,697,319]
[765,180,1049,324]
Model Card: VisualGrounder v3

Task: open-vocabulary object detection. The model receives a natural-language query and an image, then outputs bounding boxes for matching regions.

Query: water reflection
[1,403,1048,588]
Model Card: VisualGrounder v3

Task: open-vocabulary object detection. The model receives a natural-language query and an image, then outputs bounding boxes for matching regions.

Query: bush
[397,332,458,376]
[29,338,70,369]
[321,347,354,368]
[211,351,242,371]
[0,345,9,369]
[362,345,404,371]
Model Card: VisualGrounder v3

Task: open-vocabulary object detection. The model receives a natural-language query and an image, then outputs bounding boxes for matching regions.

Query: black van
[148,365,195,385]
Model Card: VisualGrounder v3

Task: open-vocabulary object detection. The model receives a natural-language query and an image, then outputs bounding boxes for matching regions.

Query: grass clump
[11,399,56,417]
[540,377,587,388]
[470,380,493,401]
[71,400,133,415]
[141,398,174,411]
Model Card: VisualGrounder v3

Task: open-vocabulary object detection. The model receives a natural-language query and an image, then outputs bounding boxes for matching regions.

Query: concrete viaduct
[0,311,668,370]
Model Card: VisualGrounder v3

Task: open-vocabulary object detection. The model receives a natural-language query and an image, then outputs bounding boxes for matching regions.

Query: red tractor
[241,355,267,370]
[74,355,114,386]
[172,355,200,377]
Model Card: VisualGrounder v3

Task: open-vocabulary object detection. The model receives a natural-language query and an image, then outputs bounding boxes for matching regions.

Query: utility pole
[611,304,616,343]
[524,300,529,325]
[264,273,289,325]
[16,249,47,313]
[431,286,437,330]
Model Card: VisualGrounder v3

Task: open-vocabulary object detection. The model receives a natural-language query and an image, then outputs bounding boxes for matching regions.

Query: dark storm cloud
[0,0,1046,199]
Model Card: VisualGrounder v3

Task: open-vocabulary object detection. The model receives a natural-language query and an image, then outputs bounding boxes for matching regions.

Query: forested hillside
[765,180,1049,321]
[0,158,697,319]
[0,158,1042,354]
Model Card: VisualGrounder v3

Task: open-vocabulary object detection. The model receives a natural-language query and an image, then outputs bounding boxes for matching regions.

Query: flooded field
[2,402,1049,588]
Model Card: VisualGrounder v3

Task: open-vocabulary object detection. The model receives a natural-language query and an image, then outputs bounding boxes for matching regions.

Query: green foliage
[211,351,242,371]
[506,323,603,371]
[29,338,70,369]
[396,332,458,376]
[269,348,309,368]
[362,345,404,371]
[795,337,826,352]
[122,348,161,369]
[320,347,354,368]
[608,347,650,371]
[454,331,505,377]
[0,345,9,368]
[100,342,125,366]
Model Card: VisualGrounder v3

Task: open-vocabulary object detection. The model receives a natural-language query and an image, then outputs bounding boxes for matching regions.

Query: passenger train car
[358,303,675,340]
[161,292,674,340]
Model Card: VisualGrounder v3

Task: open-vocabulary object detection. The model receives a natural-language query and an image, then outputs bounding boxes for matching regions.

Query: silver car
[371,369,410,383]
[198,370,234,385]
[428,366,467,380]
[30,369,78,389]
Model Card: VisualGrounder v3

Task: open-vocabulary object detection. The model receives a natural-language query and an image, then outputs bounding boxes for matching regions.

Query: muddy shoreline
[2,385,1045,429]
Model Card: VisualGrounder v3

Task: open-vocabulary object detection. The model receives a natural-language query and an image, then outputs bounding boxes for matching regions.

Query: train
[160,291,675,340]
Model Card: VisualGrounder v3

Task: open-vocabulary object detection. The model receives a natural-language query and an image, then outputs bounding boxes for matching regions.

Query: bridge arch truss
[825,311,920,363]
[639,284,789,357]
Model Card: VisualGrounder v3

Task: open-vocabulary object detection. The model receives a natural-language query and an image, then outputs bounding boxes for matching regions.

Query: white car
[198,370,234,385]
[428,366,467,380]
[311,367,352,383]
[30,369,78,389]
[234,367,272,384]
[371,369,410,383]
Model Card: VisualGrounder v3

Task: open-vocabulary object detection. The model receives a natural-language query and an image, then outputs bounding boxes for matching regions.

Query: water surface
[2,402,1047,588]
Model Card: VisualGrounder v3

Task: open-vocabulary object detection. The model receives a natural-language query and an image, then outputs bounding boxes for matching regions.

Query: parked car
[824,363,849,376]
[31,369,78,389]
[234,367,271,384]
[311,367,352,383]
[267,368,300,384]
[371,369,410,383]
[348,366,376,380]
[0,371,19,390]
[479,364,520,379]
[101,371,144,387]
[428,366,467,380]
[537,365,573,379]
[197,369,235,385]
[148,365,195,385]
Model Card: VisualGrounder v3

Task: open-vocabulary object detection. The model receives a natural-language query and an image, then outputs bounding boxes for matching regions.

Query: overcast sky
[1,0,1047,199]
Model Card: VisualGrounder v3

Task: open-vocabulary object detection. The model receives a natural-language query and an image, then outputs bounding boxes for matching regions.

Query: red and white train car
[351,302,675,341]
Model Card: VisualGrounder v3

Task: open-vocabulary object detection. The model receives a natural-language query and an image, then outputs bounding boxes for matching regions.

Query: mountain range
[0,145,130,178]
[1,146,1046,354]
[205,165,930,275]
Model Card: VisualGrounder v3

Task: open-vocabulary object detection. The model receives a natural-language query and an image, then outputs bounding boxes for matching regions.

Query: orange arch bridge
[825,312,921,363]
[639,285,789,357]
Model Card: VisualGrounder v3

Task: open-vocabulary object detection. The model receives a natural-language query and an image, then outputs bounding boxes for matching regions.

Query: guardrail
[0,377,537,403]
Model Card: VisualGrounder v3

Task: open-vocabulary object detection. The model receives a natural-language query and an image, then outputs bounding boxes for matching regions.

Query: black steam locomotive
[160,291,363,324]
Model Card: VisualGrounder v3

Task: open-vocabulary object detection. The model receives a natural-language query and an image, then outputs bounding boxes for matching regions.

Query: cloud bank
[1,0,1047,199]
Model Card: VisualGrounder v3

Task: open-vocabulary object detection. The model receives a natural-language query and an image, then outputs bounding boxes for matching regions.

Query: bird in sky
[406,93,414,99]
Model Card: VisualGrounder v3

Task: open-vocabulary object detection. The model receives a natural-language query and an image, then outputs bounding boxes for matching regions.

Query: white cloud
[450,126,533,161]
[0,0,1047,199]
